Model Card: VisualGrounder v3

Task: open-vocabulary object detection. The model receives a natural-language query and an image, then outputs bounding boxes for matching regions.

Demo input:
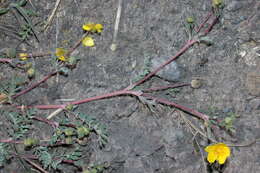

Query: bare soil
[0,0,259,173]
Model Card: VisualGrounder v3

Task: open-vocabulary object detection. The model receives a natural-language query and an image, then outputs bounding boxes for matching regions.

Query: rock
[226,1,244,12]
[191,79,202,89]
[151,56,183,81]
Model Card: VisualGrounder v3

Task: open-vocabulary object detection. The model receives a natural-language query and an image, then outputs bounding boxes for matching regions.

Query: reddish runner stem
[142,93,209,121]
[142,83,190,92]
[12,71,57,99]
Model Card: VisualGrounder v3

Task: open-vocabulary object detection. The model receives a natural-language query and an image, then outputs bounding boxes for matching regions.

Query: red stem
[32,116,59,128]
[0,139,23,144]
[12,71,57,99]
[19,88,209,121]
[142,83,190,92]
[70,90,141,105]
[0,58,12,63]
[18,90,142,109]
[195,12,213,33]
[203,15,219,35]
[142,93,209,121]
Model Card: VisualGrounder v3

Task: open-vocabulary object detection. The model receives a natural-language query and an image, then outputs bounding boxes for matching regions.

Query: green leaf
[36,147,52,169]
[10,3,39,41]
[51,159,62,170]
[65,148,82,160]
[0,143,10,167]
[59,67,70,76]
[76,112,108,147]
[0,8,9,15]
[224,117,232,124]
[18,0,27,6]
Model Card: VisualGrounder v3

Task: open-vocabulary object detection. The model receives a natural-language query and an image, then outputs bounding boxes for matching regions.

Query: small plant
[0,0,39,41]
[76,112,108,147]
[35,146,63,170]
[18,23,34,40]
[168,88,182,97]
[0,74,27,104]
[0,143,11,167]
[5,109,35,139]
[219,112,239,133]
[83,163,106,173]
[206,107,239,134]
[133,56,151,83]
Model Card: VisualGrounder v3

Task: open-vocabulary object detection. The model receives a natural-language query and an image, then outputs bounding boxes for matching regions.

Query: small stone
[110,43,117,51]
[191,79,202,89]
[226,1,243,12]
[151,56,182,81]
[239,50,246,58]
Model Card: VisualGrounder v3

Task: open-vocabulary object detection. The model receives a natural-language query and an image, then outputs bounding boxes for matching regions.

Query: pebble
[150,56,183,81]
[226,1,244,12]
[191,79,202,89]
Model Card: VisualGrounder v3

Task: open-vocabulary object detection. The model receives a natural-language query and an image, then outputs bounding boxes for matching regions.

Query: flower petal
[95,24,103,33]
[82,23,94,31]
[207,151,217,164]
[58,56,67,62]
[205,145,215,153]
[82,36,95,47]
[223,145,231,157]
[217,154,228,164]
[56,48,66,57]
[19,53,28,61]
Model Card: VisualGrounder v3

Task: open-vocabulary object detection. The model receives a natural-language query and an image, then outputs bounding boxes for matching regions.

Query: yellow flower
[205,143,230,164]
[94,24,103,33]
[82,23,95,31]
[27,68,35,78]
[82,23,103,33]
[186,17,194,24]
[212,0,223,7]
[82,36,95,47]
[55,48,68,62]
[19,53,29,61]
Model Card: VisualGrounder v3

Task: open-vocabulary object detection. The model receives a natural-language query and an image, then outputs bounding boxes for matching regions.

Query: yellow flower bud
[77,126,90,138]
[212,0,223,7]
[186,17,194,24]
[24,138,39,147]
[82,36,95,47]
[94,24,103,33]
[55,48,68,62]
[82,23,95,31]
[19,53,29,61]
[64,128,74,136]
[65,137,73,144]
[27,68,35,78]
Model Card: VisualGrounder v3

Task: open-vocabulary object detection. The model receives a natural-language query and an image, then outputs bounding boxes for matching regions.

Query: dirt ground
[0,0,260,173]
